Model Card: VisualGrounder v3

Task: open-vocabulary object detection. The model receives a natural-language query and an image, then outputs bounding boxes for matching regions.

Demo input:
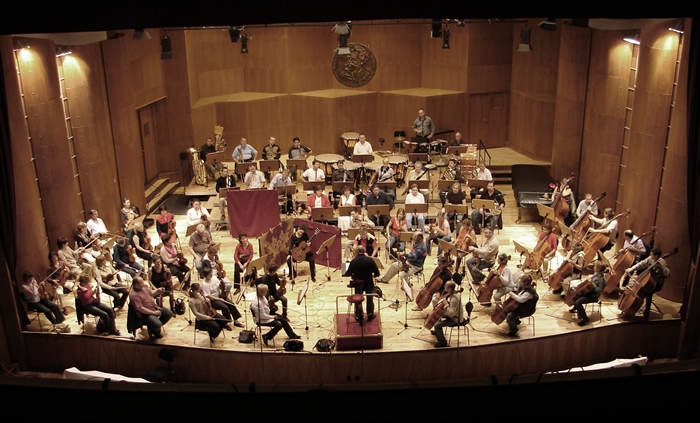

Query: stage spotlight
[456,19,465,27]
[241,34,248,54]
[623,32,640,45]
[161,34,172,60]
[12,38,30,51]
[431,19,442,38]
[668,21,684,34]
[538,18,557,31]
[133,29,151,40]
[334,21,351,49]
[442,27,450,49]
[55,45,72,57]
[229,26,241,42]
[517,27,531,52]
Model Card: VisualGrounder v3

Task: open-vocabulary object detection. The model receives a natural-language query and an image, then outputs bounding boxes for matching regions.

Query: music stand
[397,278,420,334]
[276,185,297,214]
[376,181,397,191]
[245,255,269,279]
[408,153,429,163]
[205,150,228,166]
[296,279,311,331]
[302,181,325,193]
[348,227,375,240]
[468,179,490,191]
[287,159,308,180]
[512,240,532,267]
[446,146,468,155]
[536,203,557,222]
[557,219,573,240]
[185,224,199,237]
[311,207,333,224]
[404,202,428,216]
[351,154,373,185]
[366,204,390,222]
[316,234,337,282]
[406,180,430,190]
[439,238,459,257]
[338,205,361,216]
[332,181,355,195]
[438,180,459,191]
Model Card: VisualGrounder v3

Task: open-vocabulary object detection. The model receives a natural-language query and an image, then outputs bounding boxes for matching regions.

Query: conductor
[344,246,380,325]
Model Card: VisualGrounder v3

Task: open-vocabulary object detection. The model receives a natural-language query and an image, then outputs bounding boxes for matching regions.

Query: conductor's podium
[335,312,383,351]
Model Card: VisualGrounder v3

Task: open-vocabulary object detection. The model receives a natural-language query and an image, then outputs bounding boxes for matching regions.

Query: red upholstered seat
[346,294,364,304]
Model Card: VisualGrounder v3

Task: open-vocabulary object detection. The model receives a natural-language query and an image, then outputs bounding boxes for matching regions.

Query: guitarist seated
[505,274,539,336]
[288,226,317,282]
[570,262,605,326]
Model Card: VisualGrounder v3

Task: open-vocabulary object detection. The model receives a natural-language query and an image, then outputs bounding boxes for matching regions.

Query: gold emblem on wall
[332,43,377,88]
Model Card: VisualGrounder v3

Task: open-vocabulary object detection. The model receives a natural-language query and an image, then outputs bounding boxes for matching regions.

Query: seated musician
[346,245,381,324]
[148,256,174,310]
[444,181,467,231]
[620,229,648,287]
[269,168,294,213]
[474,161,492,182]
[448,131,465,146]
[352,134,373,155]
[504,274,539,337]
[74,222,96,262]
[234,233,254,292]
[426,212,452,257]
[337,187,356,231]
[587,208,618,253]
[129,276,173,338]
[215,166,236,193]
[350,209,376,230]
[160,237,191,289]
[405,160,430,202]
[112,237,144,277]
[570,262,605,326]
[470,181,505,234]
[256,265,288,318]
[20,272,68,330]
[375,158,396,200]
[576,193,599,218]
[232,137,258,181]
[131,222,154,268]
[412,108,434,142]
[288,225,316,283]
[156,205,175,242]
[76,274,120,336]
[439,159,462,206]
[405,184,426,232]
[331,160,354,207]
[302,160,325,190]
[432,281,464,348]
[344,226,378,261]
[48,251,76,292]
[455,219,477,252]
[86,209,108,238]
[244,163,266,189]
[187,200,210,229]
[262,136,281,160]
[57,237,86,276]
[200,265,243,328]
[536,223,559,273]
[188,283,229,343]
[288,136,312,159]
[466,226,499,283]
[251,284,301,346]
[377,232,426,286]
[189,223,213,272]
[385,208,408,260]
[120,198,140,233]
[624,248,670,320]
[199,136,218,179]
[366,185,394,228]
[492,253,519,305]
[305,185,331,218]
[554,241,586,296]
[94,256,129,311]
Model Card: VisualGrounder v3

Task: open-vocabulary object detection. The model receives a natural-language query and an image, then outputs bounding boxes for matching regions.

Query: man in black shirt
[365,185,394,228]
[445,181,467,231]
[256,265,288,318]
[215,167,236,192]
[448,131,466,146]
[288,137,312,181]
[287,226,316,282]
[199,137,218,178]
[471,181,505,234]
[262,136,281,160]
[331,160,354,206]
[345,246,380,324]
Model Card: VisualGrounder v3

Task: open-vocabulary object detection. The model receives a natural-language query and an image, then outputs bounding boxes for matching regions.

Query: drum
[430,139,447,154]
[341,132,360,149]
[316,153,344,177]
[402,140,419,153]
[388,155,408,184]
[364,162,381,185]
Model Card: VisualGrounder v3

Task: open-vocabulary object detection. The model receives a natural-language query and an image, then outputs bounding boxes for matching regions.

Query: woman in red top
[386,208,408,260]
[156,206,176,243]
[305,186,331,218]
[76,275,119,335]
[234,233,254,291]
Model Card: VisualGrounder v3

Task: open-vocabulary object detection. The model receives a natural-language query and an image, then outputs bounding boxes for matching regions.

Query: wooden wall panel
[288,95,337,154]
[62,44,121,231]
[421,24,468,91]
[467,23,513,95]
[377,93,426,145]
[0,36,48,277]
[214,102,247,157]
[551,25,592,183]
[191,104,217,152]
[332,93,379,147]
[426,92,465,135]
[161,30,194,180]
[468,93,509,147]
[280,26,333,93]
[16,38,83,248]
[578,31,632,212]
[244,96,293,152]
[619,21,678,236]
[508,19,561,161]
[102,30,166,213]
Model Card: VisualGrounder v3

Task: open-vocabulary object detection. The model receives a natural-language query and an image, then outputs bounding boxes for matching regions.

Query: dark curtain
[226,189,281,238]
[689,19,700,262]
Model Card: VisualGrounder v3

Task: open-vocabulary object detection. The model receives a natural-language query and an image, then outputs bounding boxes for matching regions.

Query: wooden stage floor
[26,177,681,354]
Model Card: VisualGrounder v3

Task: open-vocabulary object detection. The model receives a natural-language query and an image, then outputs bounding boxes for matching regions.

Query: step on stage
[335,312,383,350]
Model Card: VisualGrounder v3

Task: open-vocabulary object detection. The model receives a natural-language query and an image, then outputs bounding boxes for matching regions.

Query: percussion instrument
[341,132,360,149]
[430,139,447,154]
[402,140,419,153]
[316,153,344,177]
[388,155,408,185]
[337,161,361,171]
[365,162,381,186]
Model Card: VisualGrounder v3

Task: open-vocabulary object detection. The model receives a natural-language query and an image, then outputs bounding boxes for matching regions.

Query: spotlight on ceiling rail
[538,18,557,31]
[623,32,640,45]
[55,45,72,57]
[668,21,684,34]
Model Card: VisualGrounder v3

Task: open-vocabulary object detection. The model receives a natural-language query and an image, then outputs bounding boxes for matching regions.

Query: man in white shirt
[576,193,599,217]
[186,200,210,227]
[405,160,431,202]
[405,184,426,232]
[200,266,243,328]
[250,284,300,345]
[302,160,325,194]
[352,134,373,156]
[86,209,108,238]
[475,161,492,181]
[269,168,292,190]
[244,164,266,189]
[588,208,618,253]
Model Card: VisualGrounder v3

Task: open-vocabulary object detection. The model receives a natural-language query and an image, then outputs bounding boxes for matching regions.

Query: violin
[415,254,453,310]
[477,259,507,304]
[201,214,211,229]
[581,209,630,265]
[204,297,217,317]
[603,229,654,296]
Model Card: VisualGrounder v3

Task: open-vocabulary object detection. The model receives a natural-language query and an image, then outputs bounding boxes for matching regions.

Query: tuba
[189,147,208,186]
[214,124,226,152]
[442,167,456,181]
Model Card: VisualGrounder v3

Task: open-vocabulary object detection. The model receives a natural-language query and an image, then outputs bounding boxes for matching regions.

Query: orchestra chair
[447,319,470,346]
[251,308,275,348]
[404,266,425,290]
[193,318,222,347]
[525,315,536,336]
[584,300,603,323]
[22,300,44,331]
[346,293,365,325]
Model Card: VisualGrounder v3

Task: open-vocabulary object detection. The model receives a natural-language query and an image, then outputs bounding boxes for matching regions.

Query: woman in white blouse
[186,200,210,227]
[337,187,356,232]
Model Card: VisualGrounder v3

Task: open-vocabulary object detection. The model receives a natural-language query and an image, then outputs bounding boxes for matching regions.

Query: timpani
[388,155,408,185]
[316,153,344,177]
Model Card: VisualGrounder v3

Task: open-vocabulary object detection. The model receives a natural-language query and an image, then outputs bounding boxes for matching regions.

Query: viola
[581,209,630,265]
[491,296,519,324]
[415,255,453,310]
[477,260,507,304]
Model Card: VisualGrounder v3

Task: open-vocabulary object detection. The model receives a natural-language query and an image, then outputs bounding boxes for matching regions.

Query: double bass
[547,261,574,291]
[477,258,508,304]
[561,192,606,250]
[603,229,654,296]
[618,248,677,318]
[581,209,630,265]
[563,279,595,306]
[551,176,574,221]
[523,233,554,270]
[415,253,454,310]
[454,229,477,273]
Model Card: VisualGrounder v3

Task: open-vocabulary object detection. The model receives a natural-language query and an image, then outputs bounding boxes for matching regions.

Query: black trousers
[574,293,599,320]
[28,299,64,324]
[102,285,129,309]
[271,293,288,317]
[168,262,190,284]
[197,313,228,339]
[211,298,241,321]
[260,317,297,339]
[288,252,315,280]
[83,302,117,334]
[506,310,534,334]
[466,257,493,283]
[369,214,390,229]
[434,317,459,345]
[354,282,375,320]
[136,249,153,267]
[234,262,252,290]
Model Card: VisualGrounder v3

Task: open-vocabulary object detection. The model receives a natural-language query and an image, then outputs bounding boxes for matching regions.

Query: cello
[415,253,454,310]
[523,230,555,270]
[562,192,606,250]
[581,209,630,265]
[603,229,654,296]
[618,248,677,318]
[491,296,519,324]
[477,258,508,304]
